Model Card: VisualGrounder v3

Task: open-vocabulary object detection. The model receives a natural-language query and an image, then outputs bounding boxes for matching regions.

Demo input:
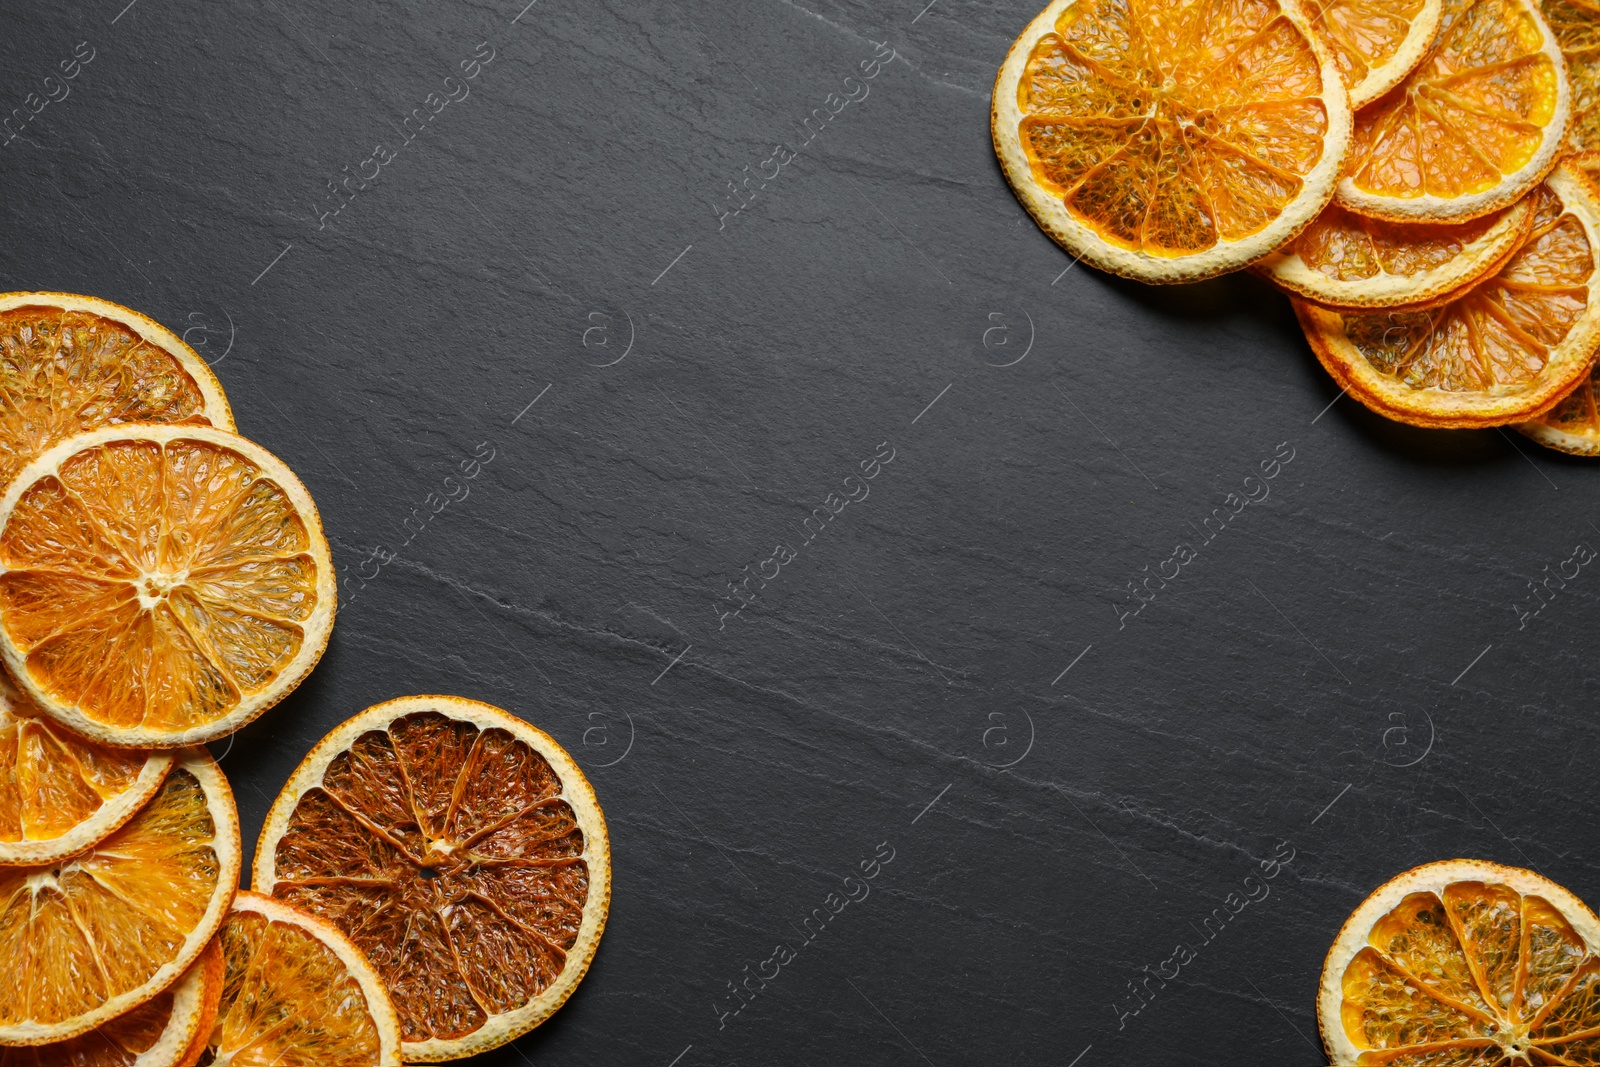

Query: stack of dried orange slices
[993,0,1600,452]
[0,294,609,1065]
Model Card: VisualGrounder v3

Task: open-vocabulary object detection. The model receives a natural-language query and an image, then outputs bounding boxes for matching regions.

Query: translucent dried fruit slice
[1543,0,1600,150]
[1301,0,1444,107]
[1337,0,1571,222]
[1298,163,1600,426]
[197,892,401,1067]
[0,750,239,1045]
[1319,859,1600,1065]
[253,696,611,1063]
[0,425,335,748]
[991,0,1354,282]
[0,938,223,1067]
[0,293,232,493]
[0,667,172,865]
[1517,154,1600,451]
[1259,193,1535,307]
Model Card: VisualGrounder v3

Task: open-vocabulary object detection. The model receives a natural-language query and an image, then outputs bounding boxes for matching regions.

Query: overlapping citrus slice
[0,750,239,1046]
[1518,150,1600,451]
[1544,0,1600,150]
[1298,162,1600,426]
[1337,0,1571,222]
[0,667,172,865]
[0,940,223,1067]
[199,892,401,1067]
[0,293,232,491]
[1300,0,1444,108]
[992,0,1353,282]
[1259,194,1536,307]
[253,696,611,1062]
[0,424,336,748]
[1319,859,1600,1065]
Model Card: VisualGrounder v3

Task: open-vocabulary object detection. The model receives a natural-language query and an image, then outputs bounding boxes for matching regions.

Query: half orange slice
[1320,859,1600,1065]
[992,0,1353,282]
[254,696,611,1063]
[0,667,172,865]
[0,750,239,1045]
[0,425,336,748]
[1337,0,1571,222]
[0,293,232,491]
[202,892,402,1067]
[1298,162,1600,426]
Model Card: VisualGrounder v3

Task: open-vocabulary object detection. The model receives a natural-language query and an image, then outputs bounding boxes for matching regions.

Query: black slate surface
[4,1,1597,1064]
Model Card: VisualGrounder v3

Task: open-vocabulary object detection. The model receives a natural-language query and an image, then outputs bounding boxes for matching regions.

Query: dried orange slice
[0,293,232,492]
[0,750,239,1046]
[0,939,224,1067]
[1298,162,1600,426]
[1301,0,1444,108]
[0,424,336,749]
[992,0,1353,283]
[200,892,402,1067]
[1337,0,1571,222]
[253,696,610,1063]
[1259,194,1535,307]
[1544,0,1600,150]
[0,667,172,865]
[1319,859,1600,1065]
[1518,150,1600,452]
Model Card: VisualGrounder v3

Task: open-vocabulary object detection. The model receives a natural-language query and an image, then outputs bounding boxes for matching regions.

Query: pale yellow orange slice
[1298,162,1600,426]
[1320,859,1600,1065]
[992,0,1353,282]
[198,892,401,1067]
[1337,0,1571,222]
[253,696,610,1063]
[0,750,239,1045]
[0,293,232,492]
[0,425,336,748]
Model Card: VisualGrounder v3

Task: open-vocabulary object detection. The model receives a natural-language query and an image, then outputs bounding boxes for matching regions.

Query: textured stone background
[4,1,1596,1064]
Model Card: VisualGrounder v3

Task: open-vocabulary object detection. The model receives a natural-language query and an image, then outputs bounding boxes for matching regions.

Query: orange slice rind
[253,695,611,1063]
[0,292,233,493]
[1336,0,1571,223]
[1258,194,1536,307]
[1544,0,1600,150]
[1319,858,1600,1065]
[203,892,402,1067]
[1297,162,1600,427]
[992,0,1354,283]
[1301,0,1445,108]
[0,424,336,749]
[0,749,239,1046]
[0,667,173,865]
[0,938,223,1067]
